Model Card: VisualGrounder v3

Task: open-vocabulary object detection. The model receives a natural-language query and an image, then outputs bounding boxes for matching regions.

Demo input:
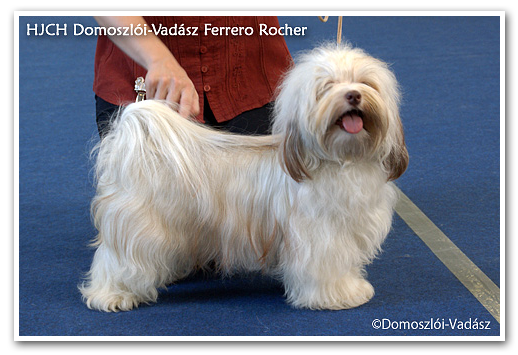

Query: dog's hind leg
[79,200,188,312]
[79,243,146,312]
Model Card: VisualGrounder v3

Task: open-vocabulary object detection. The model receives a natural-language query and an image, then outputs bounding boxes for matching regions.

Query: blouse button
[200,46,208,54]
[203,84,211,92]
[201,66,208,73]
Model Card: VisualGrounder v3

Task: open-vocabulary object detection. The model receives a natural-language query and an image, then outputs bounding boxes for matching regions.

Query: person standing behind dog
[93,16,293,138]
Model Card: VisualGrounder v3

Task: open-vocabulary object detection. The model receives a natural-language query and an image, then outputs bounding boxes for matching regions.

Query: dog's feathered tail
[92,101,210,194]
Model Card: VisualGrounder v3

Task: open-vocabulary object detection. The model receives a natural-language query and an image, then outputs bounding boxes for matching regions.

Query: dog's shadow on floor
[156,271,286,307]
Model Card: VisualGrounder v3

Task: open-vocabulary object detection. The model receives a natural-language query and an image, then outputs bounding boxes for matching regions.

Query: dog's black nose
[346,90,362,106]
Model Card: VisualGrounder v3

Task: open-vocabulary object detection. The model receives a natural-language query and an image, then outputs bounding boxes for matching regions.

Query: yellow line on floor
[394,186,500,323]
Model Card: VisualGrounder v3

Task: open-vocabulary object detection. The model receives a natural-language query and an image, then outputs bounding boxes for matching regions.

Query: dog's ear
[384,117,409,181]
[281,122,312,183]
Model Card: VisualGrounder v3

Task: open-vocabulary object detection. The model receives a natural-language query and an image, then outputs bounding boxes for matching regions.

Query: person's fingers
[144,62,199,117]
[148,74,173,101]
[143,73,160,99]
[177,88,199,118]
[160,80,180,104]
[191,94,200,117]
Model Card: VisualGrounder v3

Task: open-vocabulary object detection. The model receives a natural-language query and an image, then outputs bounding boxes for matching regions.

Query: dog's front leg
[280,223,375,310]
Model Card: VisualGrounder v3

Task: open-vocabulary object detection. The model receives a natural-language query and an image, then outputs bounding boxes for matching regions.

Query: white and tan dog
[80,44,408,312]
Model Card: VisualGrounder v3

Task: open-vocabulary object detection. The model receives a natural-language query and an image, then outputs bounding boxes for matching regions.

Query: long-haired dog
[80,44,408,312]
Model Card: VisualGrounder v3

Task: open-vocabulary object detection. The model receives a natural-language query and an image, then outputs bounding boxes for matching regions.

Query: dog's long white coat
[80,45,407,312]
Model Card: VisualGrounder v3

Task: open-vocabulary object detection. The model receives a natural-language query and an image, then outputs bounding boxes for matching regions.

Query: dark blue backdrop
[17,15,501,337]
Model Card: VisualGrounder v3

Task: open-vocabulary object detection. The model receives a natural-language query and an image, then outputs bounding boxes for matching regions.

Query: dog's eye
[324,81,334,90]
[322,82,335,92]
[316,82,334,100]
[361,81,378,91]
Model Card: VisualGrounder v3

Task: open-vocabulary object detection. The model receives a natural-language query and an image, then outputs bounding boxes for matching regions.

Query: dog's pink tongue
[342,113,363,134]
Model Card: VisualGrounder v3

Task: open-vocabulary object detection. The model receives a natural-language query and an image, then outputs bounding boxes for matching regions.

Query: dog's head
[273,44,408,182]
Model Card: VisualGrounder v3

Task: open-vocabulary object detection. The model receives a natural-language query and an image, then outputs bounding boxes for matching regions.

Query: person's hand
[94,16,200,118]
[145,56,200,118]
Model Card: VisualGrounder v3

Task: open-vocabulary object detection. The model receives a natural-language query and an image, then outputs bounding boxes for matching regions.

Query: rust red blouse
[93,16,293,123]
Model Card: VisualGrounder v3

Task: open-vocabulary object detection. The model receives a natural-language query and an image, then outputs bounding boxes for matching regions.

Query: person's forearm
[94,16,179,70]
[94,16,199,117]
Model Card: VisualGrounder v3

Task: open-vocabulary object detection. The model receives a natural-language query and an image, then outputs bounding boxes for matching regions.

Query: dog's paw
[333,278,375,310]
[287,276,375,310]
[81,286,142,312]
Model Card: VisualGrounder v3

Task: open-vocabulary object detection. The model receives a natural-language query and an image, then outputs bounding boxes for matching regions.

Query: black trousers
[95,95,274,138]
